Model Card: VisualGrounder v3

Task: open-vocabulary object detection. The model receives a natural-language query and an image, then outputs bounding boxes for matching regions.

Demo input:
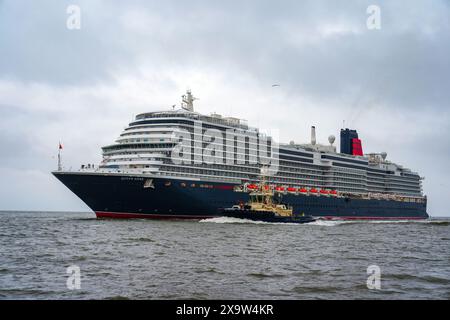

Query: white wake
[199,216,315,226]
[199,217,273,225]
[198,217,442,226]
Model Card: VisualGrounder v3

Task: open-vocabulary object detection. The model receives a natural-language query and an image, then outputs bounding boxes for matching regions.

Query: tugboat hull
[221,208,316,224]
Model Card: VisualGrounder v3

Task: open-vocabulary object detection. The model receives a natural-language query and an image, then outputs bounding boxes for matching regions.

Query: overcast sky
[0,0,449,216]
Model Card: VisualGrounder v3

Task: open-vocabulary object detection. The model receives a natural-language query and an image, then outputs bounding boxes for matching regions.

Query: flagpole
[58,142,62,171]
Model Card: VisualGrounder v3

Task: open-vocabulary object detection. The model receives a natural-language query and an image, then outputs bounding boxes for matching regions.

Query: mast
[181,90,197,112]
[58,142,63,171]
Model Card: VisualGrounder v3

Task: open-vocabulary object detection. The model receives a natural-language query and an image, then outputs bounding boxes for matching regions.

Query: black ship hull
[53,172,429,220]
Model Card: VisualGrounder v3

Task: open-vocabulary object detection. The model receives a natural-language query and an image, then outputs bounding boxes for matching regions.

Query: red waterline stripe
[214,185,235,190]
[95,211,212,220]
[95,211,426,221]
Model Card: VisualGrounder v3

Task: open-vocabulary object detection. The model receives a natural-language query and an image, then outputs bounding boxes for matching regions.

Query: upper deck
[134,110,254,132]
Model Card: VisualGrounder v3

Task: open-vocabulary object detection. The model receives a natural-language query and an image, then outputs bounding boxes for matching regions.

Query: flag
[59,142,63,150]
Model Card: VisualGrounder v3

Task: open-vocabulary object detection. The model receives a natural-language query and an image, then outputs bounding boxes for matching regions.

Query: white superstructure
[97,91,424,198]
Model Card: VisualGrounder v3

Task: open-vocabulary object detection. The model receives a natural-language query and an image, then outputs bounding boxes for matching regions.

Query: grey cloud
[2,0,449,110]
[0,0,449,215]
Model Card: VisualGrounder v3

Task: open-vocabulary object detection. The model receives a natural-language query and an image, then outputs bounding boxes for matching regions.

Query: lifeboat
[309,188,318,194]
[330,190,338,196]
[320,189,329,195]
[287,187,297,193]
[247,184,258,190]
[275,186,285,192]
[299,188,308,193]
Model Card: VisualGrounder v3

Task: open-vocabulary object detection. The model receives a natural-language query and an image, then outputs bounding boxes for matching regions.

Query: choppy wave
[354,219,450,226]
[247,272,287,279]
[105,295,130,300]
[126,237,155,242]
[1,211,449,300]
[311,218,450,226]
[200,217,450,227]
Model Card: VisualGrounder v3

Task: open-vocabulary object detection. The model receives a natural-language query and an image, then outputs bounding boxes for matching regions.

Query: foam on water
[339,219,449,225]
[1,211,449,300]
[200,217,449,227]
[201,217,330,226]
[199,217,280,225]
[307,220,347,227]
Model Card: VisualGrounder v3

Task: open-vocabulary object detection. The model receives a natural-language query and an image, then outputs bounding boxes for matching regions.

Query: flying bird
[272,84,280,87]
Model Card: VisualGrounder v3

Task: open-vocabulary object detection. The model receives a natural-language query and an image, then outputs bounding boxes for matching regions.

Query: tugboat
[221,177,316,224]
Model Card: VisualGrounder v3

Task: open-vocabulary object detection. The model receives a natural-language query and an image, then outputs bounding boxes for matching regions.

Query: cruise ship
[53,90,428,220]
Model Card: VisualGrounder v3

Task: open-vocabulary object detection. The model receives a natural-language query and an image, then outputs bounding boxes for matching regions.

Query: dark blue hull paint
[53,172,429,220]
